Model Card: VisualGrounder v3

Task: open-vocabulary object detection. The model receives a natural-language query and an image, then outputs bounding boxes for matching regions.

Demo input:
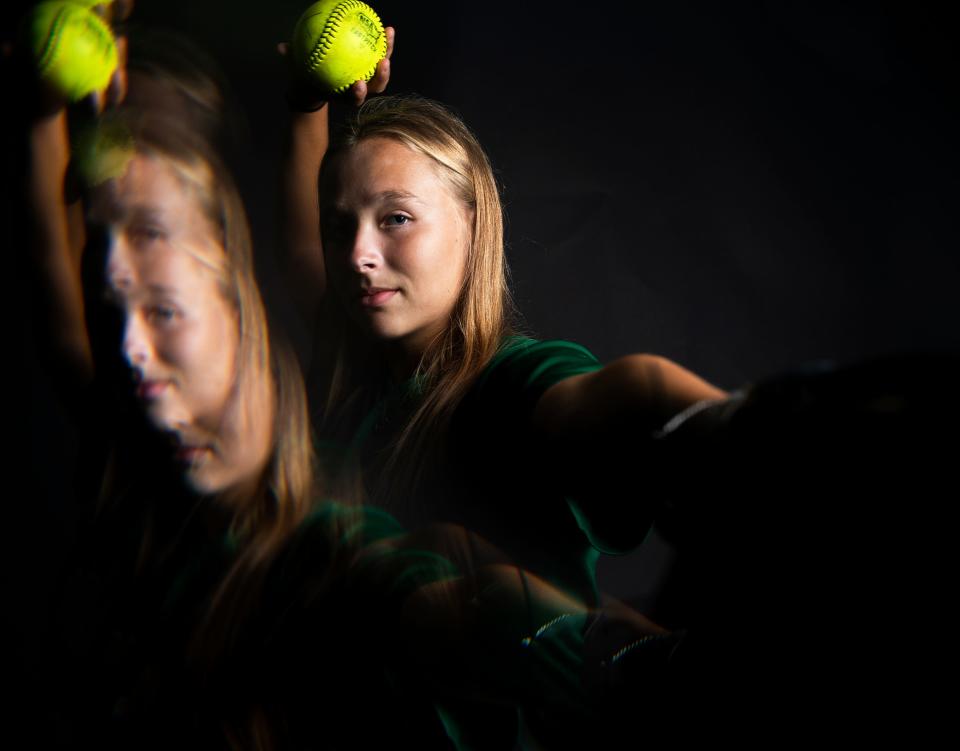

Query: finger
[90,89,105,115]
[105,34,129,107]
[350,79,368,107]
[117,31,128,67]
[278,41,299,86]
[384,26,395,59]
[111,67,128,107]
[367,57,390,95]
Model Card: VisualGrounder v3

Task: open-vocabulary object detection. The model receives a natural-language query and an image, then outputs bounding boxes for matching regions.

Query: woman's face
[90,154,271,495]
[321,137,473,355]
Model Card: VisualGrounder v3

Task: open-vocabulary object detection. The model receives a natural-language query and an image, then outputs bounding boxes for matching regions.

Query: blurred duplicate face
[90,153,271,496]
[321,137,473,357]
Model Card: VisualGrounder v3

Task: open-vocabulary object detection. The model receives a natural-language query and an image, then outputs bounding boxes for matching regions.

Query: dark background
[12,1,959,609]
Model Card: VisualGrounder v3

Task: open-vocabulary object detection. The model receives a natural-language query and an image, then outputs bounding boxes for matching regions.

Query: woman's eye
[384,214,410,227]
[130,225,166,245]
[147,306,177,324]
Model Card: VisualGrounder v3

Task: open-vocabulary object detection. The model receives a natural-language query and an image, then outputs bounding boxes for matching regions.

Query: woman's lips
[359,288,398,307]
[137,380,169,401]
[174,445,211,464]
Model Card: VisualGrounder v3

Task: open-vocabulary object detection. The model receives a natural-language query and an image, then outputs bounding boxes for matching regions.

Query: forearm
[28,109,93,384]
[281,105,329,318]
[398,564,590,704]
[536,354,727,439]
[399,562,670,717]
[349,521,588,702]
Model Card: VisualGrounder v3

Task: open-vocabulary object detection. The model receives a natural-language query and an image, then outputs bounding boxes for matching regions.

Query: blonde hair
[316,96,517,504]
[101,116,335,713]
[107,110,316,557]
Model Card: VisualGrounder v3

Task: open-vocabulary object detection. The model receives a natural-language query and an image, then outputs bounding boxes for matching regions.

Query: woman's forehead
[107,239,216,296]
[325,137,453,207]
[89,155,168,220]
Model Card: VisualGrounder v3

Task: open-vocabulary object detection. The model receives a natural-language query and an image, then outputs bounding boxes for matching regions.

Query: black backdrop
[11,0,959,619]
[128,0,958,605]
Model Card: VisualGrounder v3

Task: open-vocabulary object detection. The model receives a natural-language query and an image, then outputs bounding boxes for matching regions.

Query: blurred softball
[59,0,114,8]
[291,0,387,95]
[72,114,134,187]
[24,1,118,102]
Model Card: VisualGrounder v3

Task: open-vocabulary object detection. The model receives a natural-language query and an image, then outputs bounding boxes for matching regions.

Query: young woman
[277,27,960,750]
[270,91,726,750]
[19,23,671,747]
[285,94,728,609]
[23,68,330,736]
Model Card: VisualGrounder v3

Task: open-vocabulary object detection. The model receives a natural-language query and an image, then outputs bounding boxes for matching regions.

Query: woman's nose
[122,312,152,369]
[349,223,382,273]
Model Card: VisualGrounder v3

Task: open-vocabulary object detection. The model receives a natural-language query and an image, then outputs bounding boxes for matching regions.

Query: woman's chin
[180,454,231,497]
[182,466,221,496]
[184,460,268,508]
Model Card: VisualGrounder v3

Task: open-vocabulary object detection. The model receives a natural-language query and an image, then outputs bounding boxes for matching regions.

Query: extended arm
[535,353,727,436]
[360,523,666,710]
[532,353,728,551]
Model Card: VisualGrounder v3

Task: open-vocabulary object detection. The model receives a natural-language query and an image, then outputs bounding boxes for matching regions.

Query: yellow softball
[291,0,387,95]
[59,0,115,8]
[25,1,118,102]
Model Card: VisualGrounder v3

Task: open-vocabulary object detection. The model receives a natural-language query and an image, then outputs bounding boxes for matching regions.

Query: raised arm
[16,1,132,395]
[281,103,330,310]
[278,27,394,323]
[26,104,93,387]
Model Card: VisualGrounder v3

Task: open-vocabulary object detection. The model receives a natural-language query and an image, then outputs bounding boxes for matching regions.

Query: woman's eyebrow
[332,189,422,212]
[145,284,179,296]
[128,205,167,225]
[104,281,179,300]
[375,189,421,204]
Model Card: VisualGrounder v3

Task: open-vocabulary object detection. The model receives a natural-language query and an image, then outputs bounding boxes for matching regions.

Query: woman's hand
[90,0,133,113]
[280,26,395,112]
[20,0,132,117]
[345,26,394,107]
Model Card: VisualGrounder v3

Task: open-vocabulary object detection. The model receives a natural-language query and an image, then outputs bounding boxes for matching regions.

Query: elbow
[615,353,728,415]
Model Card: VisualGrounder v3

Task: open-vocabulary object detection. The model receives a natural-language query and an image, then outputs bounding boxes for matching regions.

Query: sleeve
[464,338,657,556]
[468,336,604,423]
